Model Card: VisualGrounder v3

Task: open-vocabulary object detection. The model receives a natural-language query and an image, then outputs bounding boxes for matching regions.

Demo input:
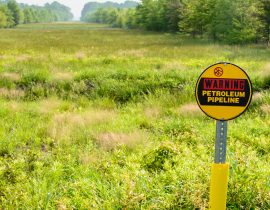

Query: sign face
[195,62,252,121]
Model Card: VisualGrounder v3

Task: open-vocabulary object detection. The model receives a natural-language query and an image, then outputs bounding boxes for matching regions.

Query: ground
[0,22,269,209]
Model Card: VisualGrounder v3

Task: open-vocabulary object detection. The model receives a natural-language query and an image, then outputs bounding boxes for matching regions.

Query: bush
[142,144,177,172]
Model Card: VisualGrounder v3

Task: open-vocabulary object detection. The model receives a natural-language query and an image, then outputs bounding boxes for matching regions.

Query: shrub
[142,144,177,172]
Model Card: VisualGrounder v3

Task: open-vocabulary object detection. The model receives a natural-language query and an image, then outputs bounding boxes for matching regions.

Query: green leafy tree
[136,0,163,31]
[0,9,7,27]
[45,1,73,21]
[165,0,183,31]
[0,4,14,28]
[83,0,268,44]
[259,0,270,44]
[180,0,262,43]
[7,0,20,26]
[23,8,32,23]
[81,1,138,21]
[227,0,261,44]
[180,0,212,37]
[125,8,136,28]
[206,0,261,43]
[206,0,234,41]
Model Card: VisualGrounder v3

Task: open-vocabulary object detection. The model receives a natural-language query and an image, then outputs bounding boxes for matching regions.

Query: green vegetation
[0,0,73,28]
[81,1,138,22]
[0,22,269,209]
[84,0,270,44]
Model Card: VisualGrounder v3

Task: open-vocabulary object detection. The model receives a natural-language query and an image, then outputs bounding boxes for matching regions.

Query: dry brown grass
[49,66,74,81]
[179,103,203,116]
[38,98,61,114]
[117,49,147,58]
[261,104,270,115]
[164,61,186,71]
[263,62,270,72]
[53,72,74,81]
[0,72,21,81]
[96,131,147,151]
[260,63,270,78]
[75,51,86,60]
[5,101,21,112]
[16,54,30,62]
[48,109,116,143]
[79,150,103,166]
[0,88,25,99]
[252,92,263,103]
[80,153,96,166]
[144,107,160,118]
[57,201,68,210]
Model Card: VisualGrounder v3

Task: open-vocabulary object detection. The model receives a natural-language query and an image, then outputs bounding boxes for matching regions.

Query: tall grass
[0,23,269,209]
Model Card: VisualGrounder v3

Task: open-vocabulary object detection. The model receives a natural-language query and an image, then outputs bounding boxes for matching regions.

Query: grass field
[0,22,269,209]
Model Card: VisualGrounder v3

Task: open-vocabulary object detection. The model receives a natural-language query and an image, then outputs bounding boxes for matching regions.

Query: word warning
[197,78,251,106]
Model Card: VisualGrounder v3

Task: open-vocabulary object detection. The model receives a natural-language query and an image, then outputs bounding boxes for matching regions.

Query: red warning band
[203,78,245,91]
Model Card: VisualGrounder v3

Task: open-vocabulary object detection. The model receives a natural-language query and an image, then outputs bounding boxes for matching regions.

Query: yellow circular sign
[195,62,252,121]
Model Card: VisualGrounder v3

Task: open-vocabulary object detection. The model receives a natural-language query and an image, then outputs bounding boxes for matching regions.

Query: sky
[16,0,129,20]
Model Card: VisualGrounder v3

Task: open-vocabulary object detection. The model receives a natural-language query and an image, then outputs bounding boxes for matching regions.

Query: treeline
[84,8,136,28]
[84,0,270,44]
[81,1,138,21]
[0,0,73,28]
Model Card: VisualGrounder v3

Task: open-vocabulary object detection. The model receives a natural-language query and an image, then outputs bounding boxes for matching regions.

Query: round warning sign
[195,62,252,121]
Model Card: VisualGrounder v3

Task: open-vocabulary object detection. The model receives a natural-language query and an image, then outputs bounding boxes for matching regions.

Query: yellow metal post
[209,163,229,210]
[209,120,229,210]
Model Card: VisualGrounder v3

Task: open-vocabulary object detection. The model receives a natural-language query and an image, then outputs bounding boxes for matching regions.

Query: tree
[180,0,262,43]
[0,4,14,28]
[180,0,212,37]
[7,0,20,26]
[23,7,33,24]
[165,0,183,32]
[227,0,261,44]
[45,1,73,21]
[81,1,138,21]
[259,0,270,44]
[135,0,165,31]
[0,10,7,27]
[125,8,136,28]
[82,0,269,44]
[206,0,261,44]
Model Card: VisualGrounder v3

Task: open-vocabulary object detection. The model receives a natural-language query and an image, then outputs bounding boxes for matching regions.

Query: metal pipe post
[209,120,229,210]
[215,120,228,163]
